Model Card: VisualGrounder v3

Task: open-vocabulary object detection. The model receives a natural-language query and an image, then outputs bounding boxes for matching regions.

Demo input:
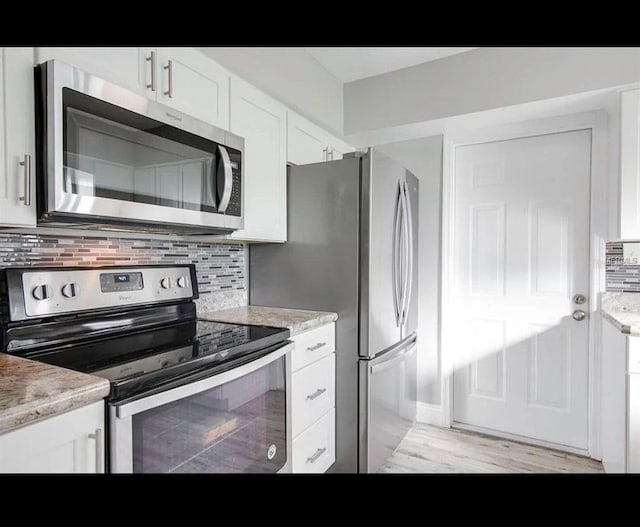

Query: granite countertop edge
[0,356,110,435]
[600,291,640,336]
[198,305,338,336]
[600,308,633,335]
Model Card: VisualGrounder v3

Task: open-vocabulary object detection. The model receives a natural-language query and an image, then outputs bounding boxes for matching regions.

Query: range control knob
[160,277,173,289]
[177,276,188,288]
[31,284,52,301]
[61,282,80,298]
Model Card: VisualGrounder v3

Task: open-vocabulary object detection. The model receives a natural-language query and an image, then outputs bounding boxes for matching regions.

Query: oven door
[110,342,292,473]
[37,59,243,232]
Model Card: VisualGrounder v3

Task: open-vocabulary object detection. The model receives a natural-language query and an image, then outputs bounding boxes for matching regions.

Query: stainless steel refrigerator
[250,148,418,473]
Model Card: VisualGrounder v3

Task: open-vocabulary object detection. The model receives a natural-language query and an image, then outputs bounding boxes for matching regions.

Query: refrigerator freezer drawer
[359,336,417,473]
[293,408,336,473]
[291,323,336,373]
[292,353,336,437]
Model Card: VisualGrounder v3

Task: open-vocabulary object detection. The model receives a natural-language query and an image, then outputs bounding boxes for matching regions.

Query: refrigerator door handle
[400,180,414,327]
[399,181,410,327]
[392,181,403,327]
[370,339,417,374]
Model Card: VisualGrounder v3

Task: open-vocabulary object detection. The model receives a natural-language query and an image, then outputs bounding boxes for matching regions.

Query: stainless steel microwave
[34,60,244,235]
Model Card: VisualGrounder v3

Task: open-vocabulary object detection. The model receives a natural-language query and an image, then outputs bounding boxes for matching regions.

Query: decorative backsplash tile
[606,241,640,292]
[0,233,247,298]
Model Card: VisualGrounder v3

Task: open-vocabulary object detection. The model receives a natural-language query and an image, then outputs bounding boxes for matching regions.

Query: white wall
[198,47,344,136]
[377,135,443,406]
[345,47,640,135]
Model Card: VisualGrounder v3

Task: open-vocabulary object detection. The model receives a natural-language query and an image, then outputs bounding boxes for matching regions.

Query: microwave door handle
[217,145,233,213]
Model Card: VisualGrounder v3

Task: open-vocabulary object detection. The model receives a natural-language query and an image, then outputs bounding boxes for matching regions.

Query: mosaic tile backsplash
[606,241,640,292]
[0,233,247,298]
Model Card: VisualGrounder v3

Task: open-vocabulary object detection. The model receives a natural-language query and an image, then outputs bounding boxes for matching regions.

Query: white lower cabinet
[290,322,336,473]
[601,317,640,473]
[0,401,105,473]
[293,409,336,474]
[292,353,335,437]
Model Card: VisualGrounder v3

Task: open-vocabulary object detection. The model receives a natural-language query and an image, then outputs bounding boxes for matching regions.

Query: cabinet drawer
[629,338,640,374]
[292,353,335,437]
[292,408,335,473]
[291,323,335,372]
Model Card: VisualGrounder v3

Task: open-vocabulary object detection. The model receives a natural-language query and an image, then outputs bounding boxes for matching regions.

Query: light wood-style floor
[378,424,604,473]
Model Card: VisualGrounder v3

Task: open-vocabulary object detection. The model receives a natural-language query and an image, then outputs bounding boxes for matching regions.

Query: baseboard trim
[416,402,446,426]
[602,459,626,474]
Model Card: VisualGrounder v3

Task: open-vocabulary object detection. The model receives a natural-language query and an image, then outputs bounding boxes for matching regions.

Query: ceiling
[305,47,477,83]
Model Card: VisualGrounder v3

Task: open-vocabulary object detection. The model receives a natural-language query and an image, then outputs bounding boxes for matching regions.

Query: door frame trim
[440,110,612,460]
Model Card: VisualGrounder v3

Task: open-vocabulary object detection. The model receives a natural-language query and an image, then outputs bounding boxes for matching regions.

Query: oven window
[130,356,287,473]
[62,88,240,214]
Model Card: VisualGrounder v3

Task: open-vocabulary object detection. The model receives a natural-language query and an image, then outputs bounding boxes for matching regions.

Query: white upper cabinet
[155,48,229,131]
[229,77,287,242]
[621,89,640,239]
[327,135,355,161]
[34,47,230,130]
[0,47,36,228]
[288,111,329,165]
[287,110,354,166]
[34,47,152,97]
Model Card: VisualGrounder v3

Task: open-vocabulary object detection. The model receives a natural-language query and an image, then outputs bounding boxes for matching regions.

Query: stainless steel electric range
[0,264,293,473]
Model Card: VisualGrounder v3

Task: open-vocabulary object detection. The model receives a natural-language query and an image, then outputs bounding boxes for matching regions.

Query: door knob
[572,309,586,321]
[573,293,587,305]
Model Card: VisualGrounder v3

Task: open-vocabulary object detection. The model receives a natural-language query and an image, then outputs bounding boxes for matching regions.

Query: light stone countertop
[198,305,337,336]
[601,292,640,336]
[0,354,110,435]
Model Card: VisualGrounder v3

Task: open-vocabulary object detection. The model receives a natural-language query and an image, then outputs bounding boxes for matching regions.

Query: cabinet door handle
[88,428,103,473]
[307,342,326,352]
[328,148,334,160]
[322,147,328,161]
[306,447,327,464]
[163,60,173,98]
[146,51,156,92]
[306,388,327,401]
[18,154,31,206]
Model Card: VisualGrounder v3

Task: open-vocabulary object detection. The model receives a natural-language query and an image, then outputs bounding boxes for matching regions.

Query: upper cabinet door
[0,47,36,227]
[229,76,287,242]
[287,110,355,165]
[621,88,640,239]
[327,136,355,161]
[156,48,229,130]
[34,47,152,97]
[287,111,329,165]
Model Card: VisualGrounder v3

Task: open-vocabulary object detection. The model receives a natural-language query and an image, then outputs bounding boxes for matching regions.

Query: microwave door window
[62,88,220,213]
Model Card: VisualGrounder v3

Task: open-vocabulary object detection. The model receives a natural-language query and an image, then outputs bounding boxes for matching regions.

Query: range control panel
[13,266,196,320]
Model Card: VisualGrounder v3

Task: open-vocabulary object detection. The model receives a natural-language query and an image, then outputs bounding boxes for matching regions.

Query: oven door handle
[116,341,293,419]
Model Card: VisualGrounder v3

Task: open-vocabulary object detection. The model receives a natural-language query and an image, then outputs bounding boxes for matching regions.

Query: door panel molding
[441,110,612,460]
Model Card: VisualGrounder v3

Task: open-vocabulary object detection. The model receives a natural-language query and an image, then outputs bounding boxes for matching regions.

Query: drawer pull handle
[307,342,327,352]
[307,447,327,464]
[306,388,327,401]
[88,428,103,473]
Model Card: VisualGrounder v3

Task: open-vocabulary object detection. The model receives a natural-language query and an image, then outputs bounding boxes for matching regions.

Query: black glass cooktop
[24,319,289,401]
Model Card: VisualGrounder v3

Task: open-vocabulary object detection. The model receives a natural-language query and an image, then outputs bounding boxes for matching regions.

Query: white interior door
[452,129,591,451]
